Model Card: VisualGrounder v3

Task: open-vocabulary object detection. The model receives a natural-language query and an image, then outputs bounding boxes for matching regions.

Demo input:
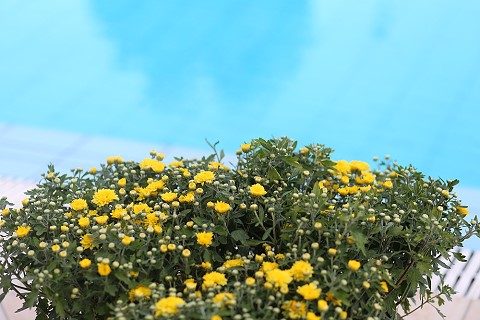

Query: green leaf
[351,230,368,256]
[281,157,303,170]
[53,296,66,318]
[231,229,249,245]
[267,166,282,181]
[262,227,273,240]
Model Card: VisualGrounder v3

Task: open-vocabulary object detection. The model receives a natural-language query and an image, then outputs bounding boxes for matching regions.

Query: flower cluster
[0,137,477,319]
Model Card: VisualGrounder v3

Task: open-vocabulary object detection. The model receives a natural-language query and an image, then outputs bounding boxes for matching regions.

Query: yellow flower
[194,171,215,184]
[223,259,244,269]
[97,263,111,276]
[139,158,166,173]
[92,189,118,207]
[208,161,229,171]
[94,215,109,225]
[107,156,124,164]
[80,234,97,249]
[1,208,9,216]
[299,147,309,154]
[202,271,227,289]
[380,281,389,293]
[296,283,321,300]
[340,311,348,319]
[457,206,469,216]
[179,192,195,203]
[78,217,90,228]
[118,178,126,187]
[169,160,183,168]
[122,236,133,246]
[200,262,212,269]
[51,244,60,253]
[350,160,370,172]
[282,300,306,319]
[111,207,127,219]
[333,160,351,174]
[328,248,337,256]
[289,260,313,281]
[155,296,185,317]
[214,201,231,214]
[21,198,29,206]
[79,258,92,269]
[196,231,214,247]
[144,213,159,227]
[212,292,236,307]
[241,143,251,152]
[184,279,197,291]
[260,261,279,272]
[317,299,328,312]
[15,226,31,238]
[161,192,178,203]
[265,269,293,289]
[133,203,152,214]
[306,312,321,320]
[129,285,152,302]
[384,180,393,189]
[182,249,191,257]
[211,316,222,320]
[246,277,255,286]
[250,183,267,197]
[71,199,88,211]
[0,220,5,227]
[89,167,97,174]
[348,260,361,271]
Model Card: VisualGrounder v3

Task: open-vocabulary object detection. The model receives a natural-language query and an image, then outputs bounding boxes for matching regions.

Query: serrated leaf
[262,228,273,240]
[231,229,249,245]
[267,166,282,181]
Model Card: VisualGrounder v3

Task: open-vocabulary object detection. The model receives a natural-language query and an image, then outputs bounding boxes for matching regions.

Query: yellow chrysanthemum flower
[118,178,126,187]
[241,143,251,152]
[129,285,151,302]
[196,231,214,247]
[265,269,293,289]
[317,299,328,312]
[296,283,321,300]
[106,156,124,164]
[111,207,127,219]
[457,206,469,216]
[250,183,267,197]
[80,234,97,250]
[133,203,152,214]
[161,192,178,203]
[15,226,31,238]
[348,260,361,271]
[79,258,92,269]
[194,171,215,184]
[97,263,111,276]
[78,217,90,228]
[306,312,321,320]
[179,192,195,203]
[155,296,185,317]
[70,199,88,211]
[92,189,118,207]
[122,236,133,246]
[282,300,306,319]
[212,292,236,307]
[94,215,109,225]
[214,201,231,214]
[289,260,313,281]
[139,158,166,173]
[202,271,227,289]
[350,160,370,172]
[223,259,244,269]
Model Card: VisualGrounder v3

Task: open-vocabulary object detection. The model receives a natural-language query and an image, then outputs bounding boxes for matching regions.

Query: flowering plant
[0,137,477,320]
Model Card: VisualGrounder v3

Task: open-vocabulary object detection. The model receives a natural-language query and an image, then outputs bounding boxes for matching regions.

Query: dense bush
[0,137,477,319]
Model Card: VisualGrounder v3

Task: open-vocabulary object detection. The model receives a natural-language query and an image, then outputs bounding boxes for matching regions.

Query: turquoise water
[1,0,480,189]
